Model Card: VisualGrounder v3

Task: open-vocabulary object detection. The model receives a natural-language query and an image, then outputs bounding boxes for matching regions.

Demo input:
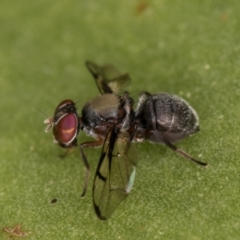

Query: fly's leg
[80,140,104,197]
[162,135,208,167]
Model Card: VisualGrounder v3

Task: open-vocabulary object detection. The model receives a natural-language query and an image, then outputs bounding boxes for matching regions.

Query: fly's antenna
[36,107,49,118]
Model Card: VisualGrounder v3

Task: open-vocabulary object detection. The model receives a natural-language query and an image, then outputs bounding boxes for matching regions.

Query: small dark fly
[44,61,208,220]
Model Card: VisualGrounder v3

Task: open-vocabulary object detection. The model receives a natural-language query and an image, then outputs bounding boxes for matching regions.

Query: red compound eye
[52,99,79,146]
[54,113,78,145]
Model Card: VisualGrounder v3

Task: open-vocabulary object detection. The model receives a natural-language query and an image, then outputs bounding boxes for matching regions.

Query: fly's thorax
[81,94,122,127]
[81,93,135,140]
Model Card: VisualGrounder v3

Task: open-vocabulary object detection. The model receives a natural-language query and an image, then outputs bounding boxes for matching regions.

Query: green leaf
[1,0,240,239]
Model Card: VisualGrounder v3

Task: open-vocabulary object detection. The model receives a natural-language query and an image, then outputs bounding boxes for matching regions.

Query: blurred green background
[1,0,240,239]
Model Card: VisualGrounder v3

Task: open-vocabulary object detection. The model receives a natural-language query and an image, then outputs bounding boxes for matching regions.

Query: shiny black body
[134,92,199,144]
[45,61,207,221]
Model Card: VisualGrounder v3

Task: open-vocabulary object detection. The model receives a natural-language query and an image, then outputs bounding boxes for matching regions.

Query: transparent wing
[85,60,131,94]
[93,127,138,220]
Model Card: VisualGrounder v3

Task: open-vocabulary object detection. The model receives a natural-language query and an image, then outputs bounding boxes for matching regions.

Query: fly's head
[44,99,80,148]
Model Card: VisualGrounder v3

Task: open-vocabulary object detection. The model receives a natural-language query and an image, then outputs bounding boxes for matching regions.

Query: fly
[44,61,207,220]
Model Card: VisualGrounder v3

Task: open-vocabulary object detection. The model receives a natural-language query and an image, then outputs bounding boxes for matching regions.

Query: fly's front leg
[80,140,104,197]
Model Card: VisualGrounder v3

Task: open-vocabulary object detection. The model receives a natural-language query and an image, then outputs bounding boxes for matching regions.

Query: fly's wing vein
[93,129,137,220]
